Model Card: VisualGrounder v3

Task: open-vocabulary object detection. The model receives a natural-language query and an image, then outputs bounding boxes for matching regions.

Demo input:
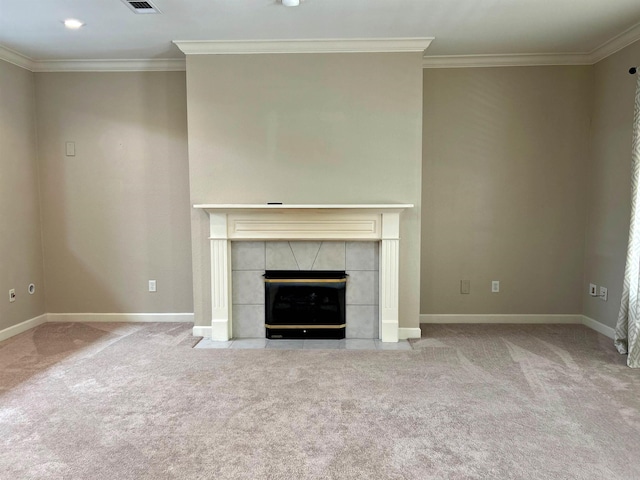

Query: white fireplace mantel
[194,204,413,342]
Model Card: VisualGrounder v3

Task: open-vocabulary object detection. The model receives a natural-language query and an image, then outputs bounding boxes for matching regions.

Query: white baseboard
[2,313,616,345]
[581,315,615,339]
[192,326,212,338]
[420,314,583,324]
[0,312,194,344]
[0,314,48,343]
[398,327,422,339]
[47,313,194,323]
[419,313,617,339]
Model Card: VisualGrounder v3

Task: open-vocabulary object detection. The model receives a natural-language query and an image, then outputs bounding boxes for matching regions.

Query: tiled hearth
[231,241,379,339]
[195,338,412,350]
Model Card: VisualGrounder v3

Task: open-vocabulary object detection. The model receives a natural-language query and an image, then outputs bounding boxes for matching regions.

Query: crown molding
[422,52,592,68]
[174,38,434,55]
[0,45,185,72]
[589,21,640,64]
[4,21,639,72]
[0,44,34,70]
[422,20,640,69]
[31,58,186,72]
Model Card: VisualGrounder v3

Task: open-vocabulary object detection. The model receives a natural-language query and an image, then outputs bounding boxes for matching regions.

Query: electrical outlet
[9,289,16,303]
[148,280,157,292]
[491,280,500,293]
[460,280,470,294]
[599,286,608,302]
[589,283,597,296]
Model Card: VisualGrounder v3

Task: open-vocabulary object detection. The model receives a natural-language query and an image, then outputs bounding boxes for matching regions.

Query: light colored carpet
[1,322,639,479]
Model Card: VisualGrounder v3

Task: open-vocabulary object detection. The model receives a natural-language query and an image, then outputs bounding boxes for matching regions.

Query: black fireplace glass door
[264,270,346,339]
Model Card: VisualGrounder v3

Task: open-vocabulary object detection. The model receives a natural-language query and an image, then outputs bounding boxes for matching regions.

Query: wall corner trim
[419,314,583,324]
[32,58,186,72]
[398,327,421,339]
[0,313,617,345]
[0,46,186,72]
[422,53,592,69]
[419,313,617,340]
[0,314,48,343]
[581,315,615,339]
[0,44,34,71]
[47,313,194,323]
[192,326,212,338]
[0,313,196,344]
[422,20,640,69]
[174,38,434,55]
[589,21,640,64]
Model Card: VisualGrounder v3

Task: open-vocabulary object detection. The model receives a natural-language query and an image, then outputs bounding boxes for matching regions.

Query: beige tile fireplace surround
[232,241,379,339]
[194,204,412,342]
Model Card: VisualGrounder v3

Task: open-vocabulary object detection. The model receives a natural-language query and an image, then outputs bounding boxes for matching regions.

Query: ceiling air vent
[121,0,161,14]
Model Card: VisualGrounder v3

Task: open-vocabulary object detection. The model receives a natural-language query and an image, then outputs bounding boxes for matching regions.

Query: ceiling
[1,0,640,64]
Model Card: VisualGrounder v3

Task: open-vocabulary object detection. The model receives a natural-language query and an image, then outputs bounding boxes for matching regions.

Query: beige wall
[4,44,635,332]
[185,53,423,328]
[421,66,592,314]
[34,72,193,313]
[0,60,46,329]
[583,40,640,327]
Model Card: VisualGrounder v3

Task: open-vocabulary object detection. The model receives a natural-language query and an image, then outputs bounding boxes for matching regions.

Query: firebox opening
[264,270,347,339]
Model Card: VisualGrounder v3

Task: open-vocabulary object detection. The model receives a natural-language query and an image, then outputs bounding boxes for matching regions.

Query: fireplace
[264,270,347,339]
[192,204,412,342]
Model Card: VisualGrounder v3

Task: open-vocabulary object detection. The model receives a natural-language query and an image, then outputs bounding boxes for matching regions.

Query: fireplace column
[380,212,400,342]
[209,213,232,341]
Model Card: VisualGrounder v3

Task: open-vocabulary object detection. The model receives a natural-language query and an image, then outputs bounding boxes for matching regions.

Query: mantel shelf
[194,204,413,213]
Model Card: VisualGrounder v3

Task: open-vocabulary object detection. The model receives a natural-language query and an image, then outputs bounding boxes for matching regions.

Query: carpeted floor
[1,322,639,479]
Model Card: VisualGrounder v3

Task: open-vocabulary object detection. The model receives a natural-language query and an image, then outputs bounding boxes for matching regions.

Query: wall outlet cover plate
[599,286,607,301]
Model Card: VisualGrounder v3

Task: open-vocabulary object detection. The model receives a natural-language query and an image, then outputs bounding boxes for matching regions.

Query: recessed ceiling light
[282,0,300,6]
[64,19,85,29]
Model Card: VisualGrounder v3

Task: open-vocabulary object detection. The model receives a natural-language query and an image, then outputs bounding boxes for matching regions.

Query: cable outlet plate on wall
[9,289,16,302]
[599,286,607,301]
